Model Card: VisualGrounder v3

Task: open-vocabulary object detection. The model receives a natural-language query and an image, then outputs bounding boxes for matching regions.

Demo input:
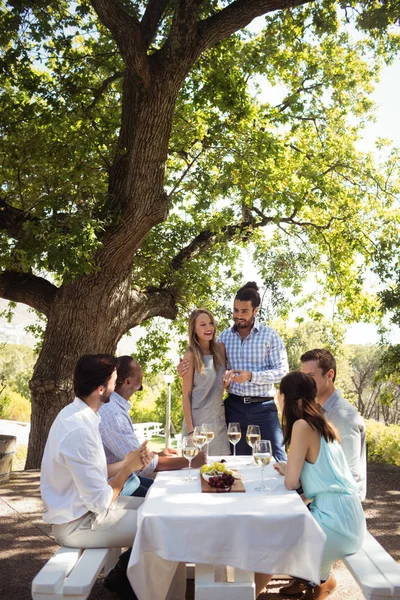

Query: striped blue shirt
[218,319,289,397]
[98,391,158,476]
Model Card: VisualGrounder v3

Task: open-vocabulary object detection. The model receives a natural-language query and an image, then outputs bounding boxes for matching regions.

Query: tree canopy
[0,0,399,466]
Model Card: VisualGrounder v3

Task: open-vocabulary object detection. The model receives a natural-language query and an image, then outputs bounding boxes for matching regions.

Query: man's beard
[234,316,254,329]
[100,394,111,404]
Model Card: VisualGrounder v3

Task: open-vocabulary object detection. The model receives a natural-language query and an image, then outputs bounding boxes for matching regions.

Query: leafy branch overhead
[0,0,399,319]
[1,0,399,469]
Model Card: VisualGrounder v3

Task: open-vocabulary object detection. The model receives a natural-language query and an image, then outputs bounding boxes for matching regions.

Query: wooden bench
[32,546,121,600]
[343,532,400,600]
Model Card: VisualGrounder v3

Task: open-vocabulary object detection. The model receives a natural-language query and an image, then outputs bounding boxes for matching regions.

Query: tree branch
[85,71,125,113]
[0,271,57,316]
[90,0,150,85]
[0,198,28,240]
[141,0,171,47]
[170,213,276,271]
[197,0,314,52]
[124,286,178,330]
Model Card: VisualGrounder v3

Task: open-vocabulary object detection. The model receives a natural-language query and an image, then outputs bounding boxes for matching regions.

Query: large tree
[0,0,399,467]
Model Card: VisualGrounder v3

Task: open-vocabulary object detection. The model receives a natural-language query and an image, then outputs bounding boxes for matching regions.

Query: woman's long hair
[280,371,339,447]
[188,309,224,374]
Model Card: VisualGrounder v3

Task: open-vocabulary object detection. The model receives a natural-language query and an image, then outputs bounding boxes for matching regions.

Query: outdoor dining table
[127,456,326,600]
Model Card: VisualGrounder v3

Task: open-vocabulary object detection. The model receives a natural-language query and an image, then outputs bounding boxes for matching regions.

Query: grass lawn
[147,435,179,453]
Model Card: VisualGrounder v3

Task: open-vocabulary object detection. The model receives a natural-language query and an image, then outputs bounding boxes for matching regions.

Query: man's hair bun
[243,281,259,291]
[235,281,261,308]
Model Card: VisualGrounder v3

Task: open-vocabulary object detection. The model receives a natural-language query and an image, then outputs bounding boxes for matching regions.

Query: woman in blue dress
[255,371,365,599]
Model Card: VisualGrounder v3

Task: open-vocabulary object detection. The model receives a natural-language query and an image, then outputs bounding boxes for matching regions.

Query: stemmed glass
[254,439,272,492]
[227,422,241,457]
[200,423,214,463]
[193,426,207,453]
[182,435,199,481]
[246,425,261,464]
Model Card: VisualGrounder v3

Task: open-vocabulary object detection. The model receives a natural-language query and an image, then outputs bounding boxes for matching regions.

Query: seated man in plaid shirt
[178,282,288,461]
[99,356,205,497]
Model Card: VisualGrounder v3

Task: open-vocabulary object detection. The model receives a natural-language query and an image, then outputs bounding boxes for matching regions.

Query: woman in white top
[181,309,230,455]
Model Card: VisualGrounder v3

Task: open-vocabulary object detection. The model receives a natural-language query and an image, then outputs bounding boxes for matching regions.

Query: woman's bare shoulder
[183,348,194,362]
[293,419,313,433]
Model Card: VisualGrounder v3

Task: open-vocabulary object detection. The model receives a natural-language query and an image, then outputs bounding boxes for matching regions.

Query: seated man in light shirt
[99,355,205,486]
[278,348,367,598]
[300,348,366,500]
[40,354,152,600]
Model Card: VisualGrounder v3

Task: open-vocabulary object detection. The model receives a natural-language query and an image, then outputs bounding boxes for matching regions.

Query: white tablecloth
[128,456,326,600]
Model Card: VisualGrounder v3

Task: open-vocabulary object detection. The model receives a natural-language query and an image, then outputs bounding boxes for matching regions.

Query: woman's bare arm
[284,420,312,490]
[182,350,195,433]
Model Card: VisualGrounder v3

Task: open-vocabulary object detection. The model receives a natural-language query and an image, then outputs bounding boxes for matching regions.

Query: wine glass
[246,425,261,464]
[200,423,214,463]
[182,435,199,481]
[193,426,207,452]
[254,439,272,492]
[227,422,241,457]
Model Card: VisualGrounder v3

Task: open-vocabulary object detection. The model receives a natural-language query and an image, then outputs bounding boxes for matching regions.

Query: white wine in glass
[254,439,272,492]
[182,436,199,481]
[193,426,207,450]
[227,422,241,456]
[200,423,214,463]
[246,425,261,464]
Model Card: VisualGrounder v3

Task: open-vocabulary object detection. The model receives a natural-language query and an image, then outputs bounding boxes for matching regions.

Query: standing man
[219,282,288,460]
[40,354,151,600]
[300,348,366,500]
[99,355,205,483]
[178,283,288,460]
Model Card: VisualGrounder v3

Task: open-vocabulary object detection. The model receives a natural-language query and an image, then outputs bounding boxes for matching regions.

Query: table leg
[195,564,255,600]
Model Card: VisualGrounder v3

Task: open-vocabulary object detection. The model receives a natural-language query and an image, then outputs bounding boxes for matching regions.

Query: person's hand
[273,462,286,476]
[124,441,153,472]
[158,448,178,456]
[177,357,190,379]
[230,370,251,384]
[124,444,147,473]
[191,451,206,468]
[223,370,234,384]
[139,441,154,469]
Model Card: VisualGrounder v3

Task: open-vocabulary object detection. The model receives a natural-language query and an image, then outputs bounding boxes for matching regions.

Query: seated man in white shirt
[40,354,152,600]
[99,355,205,481]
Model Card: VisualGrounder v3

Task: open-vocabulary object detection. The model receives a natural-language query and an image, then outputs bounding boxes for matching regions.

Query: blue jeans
[224,394,287,461]
[120,474,154,498]
[131,475,154,498]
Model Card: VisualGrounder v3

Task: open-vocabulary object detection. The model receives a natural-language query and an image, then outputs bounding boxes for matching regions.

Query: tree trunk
[25,271,176,469]
[25,77,185,469]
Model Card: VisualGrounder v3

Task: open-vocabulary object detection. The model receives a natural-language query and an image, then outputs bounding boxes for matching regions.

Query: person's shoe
[302,574,337,599]
[104,572,138,599]
[279,578,308,594]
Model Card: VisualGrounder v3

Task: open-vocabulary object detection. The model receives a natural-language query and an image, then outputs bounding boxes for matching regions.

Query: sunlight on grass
[147,435,179,453]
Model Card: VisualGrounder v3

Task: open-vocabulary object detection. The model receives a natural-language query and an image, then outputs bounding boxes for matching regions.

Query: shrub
[0,392,12,419]
[366,419,400,466]
[0,387,31,422]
